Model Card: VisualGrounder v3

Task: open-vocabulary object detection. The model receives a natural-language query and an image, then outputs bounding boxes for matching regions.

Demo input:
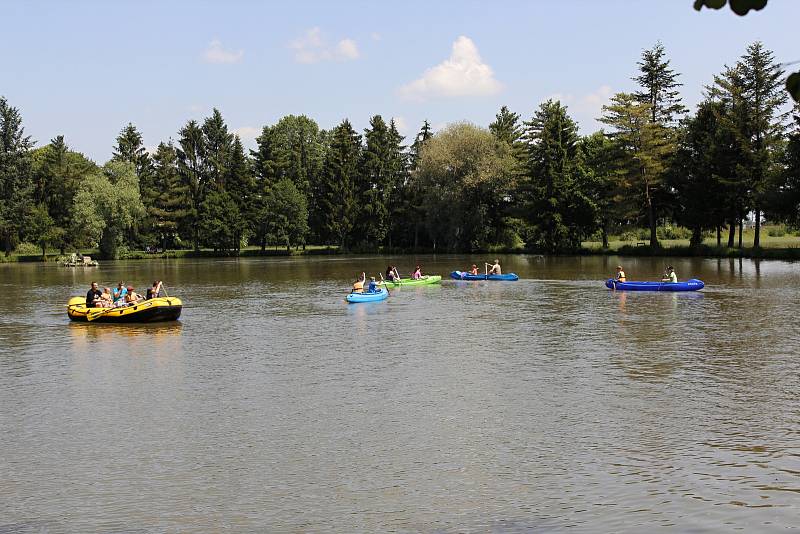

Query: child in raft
[615,266,626,282]
[469,264,479,275]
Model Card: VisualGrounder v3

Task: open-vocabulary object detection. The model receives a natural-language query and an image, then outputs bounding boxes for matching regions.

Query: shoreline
[4,243,800,263]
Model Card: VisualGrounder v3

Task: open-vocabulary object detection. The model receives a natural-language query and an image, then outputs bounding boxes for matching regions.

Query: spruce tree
[201,108,234,190]
[316,120,361,248]
[112,123,151,179]
[409,120,432,170]
[522,100,594,251]
[225,136,255,250]
[357,115,394,246]
[0,97,34,255]
[739,42,789,247]
[176,120,207,250]
[633,42,687,127]
[147,142,190,250]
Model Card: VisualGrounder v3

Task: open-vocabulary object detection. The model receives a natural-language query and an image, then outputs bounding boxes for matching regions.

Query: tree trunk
[645,181,658,248]
[716,225,721,247]
[727,221,735,248]
[601,223,609,249]
[753,209,761,248]
[738,217,743,249]
[690,226,702,247]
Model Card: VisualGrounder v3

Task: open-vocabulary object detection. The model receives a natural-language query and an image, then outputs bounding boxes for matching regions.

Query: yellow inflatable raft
[67,296,183,323]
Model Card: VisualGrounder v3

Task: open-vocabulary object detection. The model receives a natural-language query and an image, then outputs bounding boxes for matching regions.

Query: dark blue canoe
[450,271,519,281]
[605,279,705,292]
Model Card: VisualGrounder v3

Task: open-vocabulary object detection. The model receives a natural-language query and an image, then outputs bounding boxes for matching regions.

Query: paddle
[86,298,149,321]
[379,273,390,296]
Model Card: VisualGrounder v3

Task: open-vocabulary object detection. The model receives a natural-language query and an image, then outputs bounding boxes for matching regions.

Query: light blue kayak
[450,270,519,281]
[346,287,389,303]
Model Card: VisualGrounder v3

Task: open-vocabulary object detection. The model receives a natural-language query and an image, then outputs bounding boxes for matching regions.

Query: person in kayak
[615,266,627,282]
[487,259,502,275]
[412,265,422,279]
[352,272,366,293]
[86,282,102,307]
[469,264,479,275]
[386,266,400,282]
[662,266,678,283]
[367,276,383,292]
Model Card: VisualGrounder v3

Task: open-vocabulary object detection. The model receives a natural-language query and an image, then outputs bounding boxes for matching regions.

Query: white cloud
[370,32,382,41]
[398,36,502,101]
[289,27,360,64]
[203,39,244,64]
[233,126,260,141]
[548,85,613,117]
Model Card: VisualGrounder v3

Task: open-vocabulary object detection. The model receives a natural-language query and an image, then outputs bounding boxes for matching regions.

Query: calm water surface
[1,255,798,532]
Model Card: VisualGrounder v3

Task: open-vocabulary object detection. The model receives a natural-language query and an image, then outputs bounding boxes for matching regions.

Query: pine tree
[112,123,151,179]
[521,100,595,251]
[225,136,255,250]
[201,108,234,190]
[147,142,190,250]
[0,97,35,255]
[316,120,361,248]
[600,93,672,248]
[409,120,432,170]
[356,115,394,246]
[738,42,789,247]
[580,131,622,249]
[633,42,687,127]
[176,120,207,250]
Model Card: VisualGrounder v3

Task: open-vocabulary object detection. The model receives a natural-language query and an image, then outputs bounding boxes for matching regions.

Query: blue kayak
[346,287,389,303]
[450,271,519,281]
[605,279,705,292]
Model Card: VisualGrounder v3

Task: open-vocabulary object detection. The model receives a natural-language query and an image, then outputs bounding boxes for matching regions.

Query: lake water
[1,255,798,532]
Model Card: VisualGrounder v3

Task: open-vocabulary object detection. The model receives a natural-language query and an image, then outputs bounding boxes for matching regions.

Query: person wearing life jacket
[661,266,678,283]
[352,272,366,293]
[615,266,626,282]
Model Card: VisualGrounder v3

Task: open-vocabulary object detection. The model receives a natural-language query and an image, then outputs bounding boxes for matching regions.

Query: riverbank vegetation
[1,41,799,260]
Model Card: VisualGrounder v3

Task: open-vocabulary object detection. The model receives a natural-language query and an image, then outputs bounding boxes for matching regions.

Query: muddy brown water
[1,255,798,532]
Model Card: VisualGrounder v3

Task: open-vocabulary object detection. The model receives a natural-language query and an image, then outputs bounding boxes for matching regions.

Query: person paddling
[385,265,400,282]
[615,265,626,283]
[662,266,678,283]
[352,272,366,293]
[367,276,382,292]
[487,259,502,275]
[412,265,422,280]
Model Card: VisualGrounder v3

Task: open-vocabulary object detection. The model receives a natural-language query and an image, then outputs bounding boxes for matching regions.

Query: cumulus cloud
[289,28,360,64]
[398,36,502,101]
[203,39,244,64]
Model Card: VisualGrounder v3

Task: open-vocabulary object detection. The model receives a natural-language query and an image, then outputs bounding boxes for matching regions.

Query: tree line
[1,41,799,258]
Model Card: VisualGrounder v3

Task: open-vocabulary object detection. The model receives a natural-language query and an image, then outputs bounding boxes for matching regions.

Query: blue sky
[2,0,798,162]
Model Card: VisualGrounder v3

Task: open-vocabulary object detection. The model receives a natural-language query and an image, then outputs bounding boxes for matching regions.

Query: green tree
[225,136,256,250]
[0,96,34,255]
[768,105,800,224]
[416,122,517,251]
[580,131,623,249]
[600,93,672,248]
[316,119,361,248]
[112,123,151,179]
[176,120,207,250]
[521,100,596,251]
[26,204,60,258]
[146,142,190,250]
[30,136,96,253]
[202,108,234,190]
[634,42,687,127]
[198,189,243,252]
[738,42,789,247]
[260,178,309,251]
[71,161,145,259]
[669,101,732,246]
[409,119,432,170]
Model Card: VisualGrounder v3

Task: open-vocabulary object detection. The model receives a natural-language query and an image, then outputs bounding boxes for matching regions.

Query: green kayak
[383,275,442,287]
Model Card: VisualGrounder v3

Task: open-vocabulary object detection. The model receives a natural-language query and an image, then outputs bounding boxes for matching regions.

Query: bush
[767,225,786,237]
[657,226,692,240]
[14,242,41,255]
